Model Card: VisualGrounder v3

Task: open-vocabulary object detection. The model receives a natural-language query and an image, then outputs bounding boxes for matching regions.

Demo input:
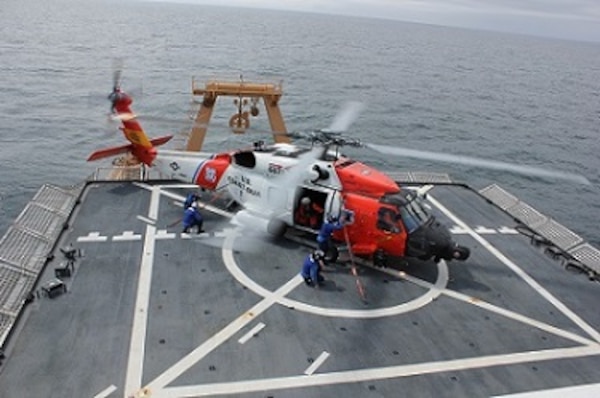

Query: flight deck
[0,180,599,398]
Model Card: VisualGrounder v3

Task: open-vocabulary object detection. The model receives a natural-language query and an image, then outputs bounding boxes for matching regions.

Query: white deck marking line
[491,382,600,397]
[180,232,208,239]
[498,226,518,234]
[112,231,142,242]
[238,322,266,344]
[474,226,497,234]
[154,230,177,240]
[147,276,302,390]
[154,346,600,398]
[228,232,449,318]
[417,184,434,196]
[146,233,303,392]
[449,226,469,234]
[304,351,330,375]
[124,186,161,397]
[77,232,108,242]
[357,257,596,345]
[93,384,117,398]
[428,194,600,344]
[442,288,597,346]
[136,215,155,225]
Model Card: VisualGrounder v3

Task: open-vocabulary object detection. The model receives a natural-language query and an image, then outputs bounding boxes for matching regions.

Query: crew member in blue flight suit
[301,250,326,287]
[316,214,346,253]
[182,202,204,233]
[184,192,200,209]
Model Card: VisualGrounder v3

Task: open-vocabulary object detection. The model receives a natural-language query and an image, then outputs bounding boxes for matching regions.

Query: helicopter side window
[233,151,256,168]
[377,207,401,233]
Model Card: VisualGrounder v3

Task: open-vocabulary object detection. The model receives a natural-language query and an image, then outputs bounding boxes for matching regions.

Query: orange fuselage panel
[335,158,400,197]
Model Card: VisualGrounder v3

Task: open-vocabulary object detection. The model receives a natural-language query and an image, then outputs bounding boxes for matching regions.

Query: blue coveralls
[182,206,203,233]
[184,193,200,209]
[316,220,344,252]
[300,254,323,285]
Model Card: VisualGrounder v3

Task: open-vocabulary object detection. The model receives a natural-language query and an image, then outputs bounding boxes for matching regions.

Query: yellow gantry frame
[187,79,290,151]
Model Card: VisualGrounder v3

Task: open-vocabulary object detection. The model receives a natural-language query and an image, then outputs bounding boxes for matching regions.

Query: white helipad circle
[222,235,448,319]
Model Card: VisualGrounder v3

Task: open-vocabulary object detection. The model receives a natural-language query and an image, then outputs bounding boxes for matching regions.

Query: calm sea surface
[1,0,599,246]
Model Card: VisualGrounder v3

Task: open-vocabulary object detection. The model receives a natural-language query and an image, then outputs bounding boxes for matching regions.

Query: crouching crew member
[301,250,326,287]
[182,202,204,233]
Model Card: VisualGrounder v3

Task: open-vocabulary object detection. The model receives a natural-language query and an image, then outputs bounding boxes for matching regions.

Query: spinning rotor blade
[323,101,365,133]
[366,143,591,185]
[112,58,123,91]
[108,112,208,129]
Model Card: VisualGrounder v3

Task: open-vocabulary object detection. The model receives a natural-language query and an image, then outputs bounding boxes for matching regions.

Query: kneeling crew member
[182,202,204,233]
[301,250,326,287]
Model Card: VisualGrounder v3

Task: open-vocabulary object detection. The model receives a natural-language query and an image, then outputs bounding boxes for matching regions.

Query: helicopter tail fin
[87,134,172,164]
[88,90,173,165]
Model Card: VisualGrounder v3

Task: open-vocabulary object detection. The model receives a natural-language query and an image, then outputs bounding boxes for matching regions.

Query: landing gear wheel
[373,249,387,268]
[324,245,339,264]
[267,219,287,237]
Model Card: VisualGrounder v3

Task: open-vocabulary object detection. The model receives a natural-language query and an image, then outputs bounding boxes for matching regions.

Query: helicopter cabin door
[293,188,327,230]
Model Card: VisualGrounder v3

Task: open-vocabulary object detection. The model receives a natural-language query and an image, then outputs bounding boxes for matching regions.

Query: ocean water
[1,0,599,246]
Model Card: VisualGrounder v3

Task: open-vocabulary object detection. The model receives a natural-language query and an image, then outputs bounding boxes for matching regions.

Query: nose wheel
[453,245,470,260]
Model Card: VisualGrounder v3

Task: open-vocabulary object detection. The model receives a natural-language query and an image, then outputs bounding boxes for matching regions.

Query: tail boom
[87,134,173,165]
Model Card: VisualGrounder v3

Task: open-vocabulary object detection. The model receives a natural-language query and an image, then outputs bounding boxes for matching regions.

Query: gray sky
[156,0,600,42]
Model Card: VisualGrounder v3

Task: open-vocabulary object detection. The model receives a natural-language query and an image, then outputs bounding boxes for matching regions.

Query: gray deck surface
[0,182,599,398]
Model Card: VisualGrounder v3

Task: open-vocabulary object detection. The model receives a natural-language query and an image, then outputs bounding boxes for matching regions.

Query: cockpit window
[399,196,430,233]
[377,207,402,234]
[381,192,431,233]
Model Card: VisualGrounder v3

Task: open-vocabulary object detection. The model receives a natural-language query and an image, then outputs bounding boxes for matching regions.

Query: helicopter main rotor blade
[324,101,365,133]
[366,143,591,185]
[112,58,123,91]
[109,112,208,129]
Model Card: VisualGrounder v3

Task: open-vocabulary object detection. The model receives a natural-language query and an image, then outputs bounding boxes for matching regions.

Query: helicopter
[88,78,590,267]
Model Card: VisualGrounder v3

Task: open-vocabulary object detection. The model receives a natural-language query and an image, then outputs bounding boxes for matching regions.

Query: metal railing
[479,184,600,279]
[0,184,83,348]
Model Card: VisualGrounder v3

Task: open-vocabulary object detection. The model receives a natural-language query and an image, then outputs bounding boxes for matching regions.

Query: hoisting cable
[343,225,367,302]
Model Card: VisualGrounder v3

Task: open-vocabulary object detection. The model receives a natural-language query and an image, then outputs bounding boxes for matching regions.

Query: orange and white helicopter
[89,78,589,266]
